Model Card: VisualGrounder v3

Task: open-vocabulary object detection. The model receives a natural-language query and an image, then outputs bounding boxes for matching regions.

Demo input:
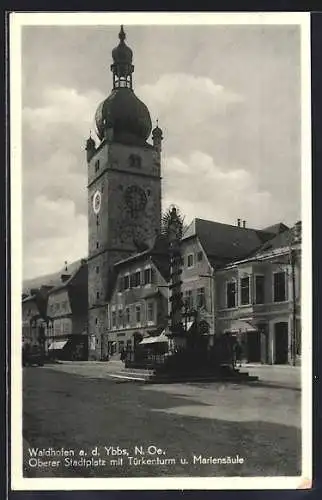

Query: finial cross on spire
[119,25,126,42]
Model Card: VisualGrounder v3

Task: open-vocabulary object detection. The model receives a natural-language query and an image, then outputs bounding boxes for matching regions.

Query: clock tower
[86,26,162,359]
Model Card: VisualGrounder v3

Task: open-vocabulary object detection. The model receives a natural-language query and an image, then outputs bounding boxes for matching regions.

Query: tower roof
[95,26,152,145]
[111,25,133,70]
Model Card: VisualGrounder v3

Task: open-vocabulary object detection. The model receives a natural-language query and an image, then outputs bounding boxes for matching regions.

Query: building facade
[45,260,88,359]
[215,224,301,365]
[103,238,169,357]
[86,26,163,359]
[22,287,49,346]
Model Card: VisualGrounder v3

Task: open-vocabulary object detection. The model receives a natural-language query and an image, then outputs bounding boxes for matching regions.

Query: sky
[20,20,303,280]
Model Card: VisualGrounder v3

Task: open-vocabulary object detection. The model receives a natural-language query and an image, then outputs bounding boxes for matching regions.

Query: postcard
[10,11,312,491]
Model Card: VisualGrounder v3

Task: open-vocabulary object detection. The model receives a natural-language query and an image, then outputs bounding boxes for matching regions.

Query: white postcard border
[10,11,312,491]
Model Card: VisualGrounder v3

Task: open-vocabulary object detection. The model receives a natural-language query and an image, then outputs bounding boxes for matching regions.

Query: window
[227,281,236,308]
[197,251,203,262]
[129,154,141,168]
[95,159,100,172]
[118,308,123,328]
[135,304,141,324]
[124,275,130,290]
[147,302,154,323]
[96,241,99,249]
[184,290,193,309]
[130,273,136,288]
[118,277,123,292]
[187,254,194,268]
[96,216,99,226]
[144,268,152,285]
[95,318,98,324]
[111,310,117,328]
[125,306,130,325]
[273,271,286,302]
[132,271,141,287]
[197,287,206,308]
[240,277,250,305]
[96,266,99,274]
[96,291,100,300]
[255,275,265,304]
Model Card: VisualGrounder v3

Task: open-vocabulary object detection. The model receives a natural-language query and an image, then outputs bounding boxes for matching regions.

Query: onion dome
[152,120,163,140]
[152,120,163,150]
[95,89,152,145]
[111,25,133,72]
[85,133,96,150]
[85,132,96,162]
[95,26,152,145]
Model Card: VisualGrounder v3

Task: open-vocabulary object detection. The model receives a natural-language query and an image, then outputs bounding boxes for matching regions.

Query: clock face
[93,190,101,214]
[124,185,147,212]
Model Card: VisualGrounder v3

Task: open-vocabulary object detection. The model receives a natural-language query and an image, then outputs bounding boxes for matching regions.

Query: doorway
[246,331,261,362]
[274,322,289,364]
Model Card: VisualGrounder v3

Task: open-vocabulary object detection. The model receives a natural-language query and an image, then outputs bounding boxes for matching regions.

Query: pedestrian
[234,340,243,368]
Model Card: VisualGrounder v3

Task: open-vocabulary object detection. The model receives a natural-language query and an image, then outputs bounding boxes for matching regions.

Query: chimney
[237,218,241,227]
[243,220,246,228]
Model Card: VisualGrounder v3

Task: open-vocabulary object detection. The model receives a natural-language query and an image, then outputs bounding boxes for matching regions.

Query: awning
[228,320,257,333]
[48,341,67,350]
[139,333,169,345]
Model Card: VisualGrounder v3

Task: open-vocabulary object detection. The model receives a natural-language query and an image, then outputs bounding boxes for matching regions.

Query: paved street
[23,362,301,478]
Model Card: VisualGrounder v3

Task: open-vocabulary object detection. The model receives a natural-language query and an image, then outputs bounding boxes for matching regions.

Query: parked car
[22,343,44,367]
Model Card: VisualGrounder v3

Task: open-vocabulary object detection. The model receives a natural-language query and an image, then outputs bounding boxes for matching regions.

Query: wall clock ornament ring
[93,190,101,214]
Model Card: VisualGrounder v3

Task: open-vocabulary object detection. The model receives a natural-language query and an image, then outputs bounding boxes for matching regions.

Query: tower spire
[119,25,126,42]
[111,25,134,89]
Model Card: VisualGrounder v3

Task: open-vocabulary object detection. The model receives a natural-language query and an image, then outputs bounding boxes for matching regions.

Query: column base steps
[107,367,259,384]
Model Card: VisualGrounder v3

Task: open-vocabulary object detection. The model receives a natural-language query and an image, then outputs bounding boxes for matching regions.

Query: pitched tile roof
[47,260,87,295]
[251,226,295,256]
[23,258,85,294]
[184,218,275,265]
[262,222,289,235]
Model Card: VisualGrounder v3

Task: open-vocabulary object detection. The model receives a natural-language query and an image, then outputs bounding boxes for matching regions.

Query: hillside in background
[23,259,84,293]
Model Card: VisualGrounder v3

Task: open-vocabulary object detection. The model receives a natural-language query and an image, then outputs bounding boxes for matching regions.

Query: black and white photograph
[10,12,312,490]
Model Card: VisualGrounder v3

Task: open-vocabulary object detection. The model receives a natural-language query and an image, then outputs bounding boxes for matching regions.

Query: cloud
[23,195,87,279]
[23,85,104,134]
[21,77,298,279]
[138,73,243,150]
[162,150,287,229]
[22,86,101,278]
